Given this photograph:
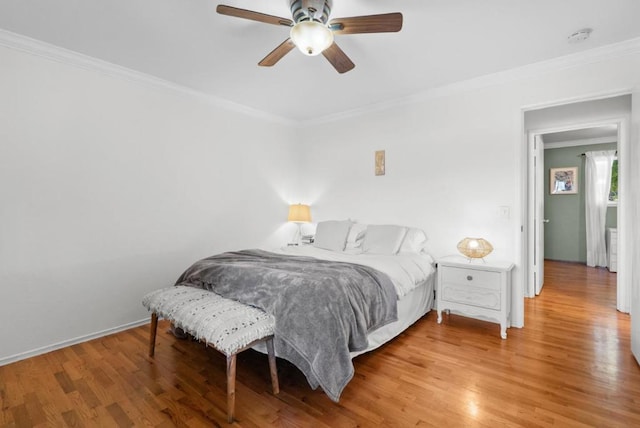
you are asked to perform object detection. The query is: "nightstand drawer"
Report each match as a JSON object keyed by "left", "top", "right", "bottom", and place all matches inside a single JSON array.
[
  {"left": 440, "top": 283, "right": 501, "bottom": 310},
  {"left": 441, "top": 266, "right": 500, "bottom": 290}
]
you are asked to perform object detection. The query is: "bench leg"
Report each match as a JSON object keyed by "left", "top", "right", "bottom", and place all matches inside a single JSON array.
[
  {"left": 226, "top": 354, "right": 237, "bottom": 423},
  {"left": 149, "top": 313, "right": 158, "bottom": 357},
  {"left": 266, "top": 338, "right": 279, "bottom": 395}
]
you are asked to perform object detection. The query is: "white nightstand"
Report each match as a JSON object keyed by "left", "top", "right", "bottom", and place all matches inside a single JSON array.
[{"left": 437, "top": 255, "right": 514, "bottom": 339}]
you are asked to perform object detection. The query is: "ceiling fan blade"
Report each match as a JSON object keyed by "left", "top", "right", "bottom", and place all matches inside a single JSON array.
[
  {"left": 259, "top": 39, "right": 296, "bottom": 67},
  {"left": 322, "top": 42, "right": 355, "bottom": 74},
  {"left": 216, "top": 5, "right": 293, "bottom": 27},
  {"left": 329, "top": 12, "right": 403, "bottom": 35}
]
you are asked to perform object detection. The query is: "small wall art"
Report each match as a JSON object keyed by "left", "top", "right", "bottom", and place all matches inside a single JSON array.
[
  {"left": 550, "top": 166, "right": 578, "bottom": 194},
  {"left": 375, "top": 150, "right": 385, "bottom": 176}
]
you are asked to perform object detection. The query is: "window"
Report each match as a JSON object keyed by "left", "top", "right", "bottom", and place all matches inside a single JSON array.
[{"left": 609, "top": 158, "right": 618, "bottom": 204}]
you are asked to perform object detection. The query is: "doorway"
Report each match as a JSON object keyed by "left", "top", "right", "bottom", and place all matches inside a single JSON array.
[
  {"left": 523, "top": 94, "right": 632, "bottom": 313},
  {"left": 527, "top": 118, "right": 630, "bottom": 312},
  {"left": 542, "top": 127, "right": 618, "bottom": 266}
]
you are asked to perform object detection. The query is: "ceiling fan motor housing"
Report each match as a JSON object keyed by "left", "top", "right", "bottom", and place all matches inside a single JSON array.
[{"left": 290, "top": 0, "right": 332, "bottom": 24}]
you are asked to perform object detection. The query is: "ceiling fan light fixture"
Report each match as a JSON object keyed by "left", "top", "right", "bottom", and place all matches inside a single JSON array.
[{"left": 290, "top": 21, "right": 334, "bottom": 56}]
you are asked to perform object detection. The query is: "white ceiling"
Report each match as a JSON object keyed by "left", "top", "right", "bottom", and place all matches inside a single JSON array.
[{"left": 2, "top": 0, "right": 640, "bottom": 122}]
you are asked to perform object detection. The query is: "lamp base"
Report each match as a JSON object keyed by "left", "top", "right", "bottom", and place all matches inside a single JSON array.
[
  {"left": 290, "top": 223, "right": 303, "bottom": 246},
  {"left": 465, "top": 257, "right": 487, "bottom": 264}
]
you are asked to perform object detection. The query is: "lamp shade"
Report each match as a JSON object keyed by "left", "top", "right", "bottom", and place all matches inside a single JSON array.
[
  {"left": 457, "top": 237, "right": 493, "bottom": 259},
  {"left": 288, "top": 204, "right": 311, "bottom": 223},
  {"left": 290, "top": 21, "right": 334, "bottom": 56}
]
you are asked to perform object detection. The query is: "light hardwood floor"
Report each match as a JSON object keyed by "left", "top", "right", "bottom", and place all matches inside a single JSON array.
[{"left": 1, "top": 260, "right": 639, "bottom": 427}]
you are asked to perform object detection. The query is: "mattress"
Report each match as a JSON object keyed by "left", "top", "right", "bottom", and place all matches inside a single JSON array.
[{"left": 351, "top": 274, "right": 434, "bottom": 357}]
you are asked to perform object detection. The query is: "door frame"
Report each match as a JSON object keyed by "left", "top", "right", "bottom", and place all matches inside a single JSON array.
[
  {"left": 524, "top": 116, "right": 630, "bottom": 312},
  {"left": 527, "top": 133, "right": 546, "bottom": 296}
]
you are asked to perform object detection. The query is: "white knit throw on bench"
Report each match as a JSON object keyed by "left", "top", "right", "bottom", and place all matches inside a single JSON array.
[{"left": 142, "top": 286, "right": 275, "bottom": 356}]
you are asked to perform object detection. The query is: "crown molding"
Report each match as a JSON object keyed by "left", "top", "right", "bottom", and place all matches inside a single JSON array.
[
  {"left": 2, "top": 28, "right": 639, "bottom": 128},
  {"left": 302, "top": 37, "right": 640, "bottom": 127},
  {"left": 0, "top": 29, "right": 295, "bottom": 127}
]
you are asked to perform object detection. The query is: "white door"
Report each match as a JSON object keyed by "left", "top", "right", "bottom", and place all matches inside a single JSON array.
[
  {"left": 533, "top": 135, "right": 545, "bottom": 295},
  {"left": 631, "top": 92, "right": 640, "bottom": 365}
]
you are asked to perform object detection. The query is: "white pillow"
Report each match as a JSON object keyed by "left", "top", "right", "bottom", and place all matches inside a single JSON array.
[
  {"left": 313, "top": 220, "right": 352, "bottom": 252},
  {"left": 399, "top": 228, "right": 429, "bottom": 253},
  {"left": 345, "top": 223, "right": 367, "bottom": 251},
  {"left": 361, "top": 225, "right": 408, "bottom": 255}
]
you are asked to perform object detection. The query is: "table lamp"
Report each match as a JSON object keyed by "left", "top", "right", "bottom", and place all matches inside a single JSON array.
[
  {"left": 457, "top": 237, "right": 493, "bottom": 262},
  {"left": 288, "top": 204, "right": 311, "bottom": 245}
]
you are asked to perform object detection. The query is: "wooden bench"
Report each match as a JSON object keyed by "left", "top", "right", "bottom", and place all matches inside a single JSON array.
[{"left": 142, "top": 286, "right": 279, "bottom": 423}]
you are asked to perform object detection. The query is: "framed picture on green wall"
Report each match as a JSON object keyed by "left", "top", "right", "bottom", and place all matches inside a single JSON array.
[{"left": 550, "top": 167, "right": 578, "bottom": 195}]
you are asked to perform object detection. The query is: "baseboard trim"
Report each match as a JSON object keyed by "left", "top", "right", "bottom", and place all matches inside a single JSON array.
[{"left": 0, "top": 318, "right": 150, "bottom": 367}]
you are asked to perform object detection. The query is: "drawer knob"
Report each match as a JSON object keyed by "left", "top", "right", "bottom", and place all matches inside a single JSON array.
[{"left": 466, "top": 275, "right": 473, "bottom": 281}]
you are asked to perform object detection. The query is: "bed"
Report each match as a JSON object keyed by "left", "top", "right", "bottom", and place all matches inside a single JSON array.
[{"left": 174, "top": 221, "right": 435, "bottom": 402}]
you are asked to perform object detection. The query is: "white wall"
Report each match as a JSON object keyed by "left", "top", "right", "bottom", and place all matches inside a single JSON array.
[
  {"left": 299, "top": 52, "right": 640, "bottom": 328},
  {"left": 0, "top": 45, "right": 299, "bottom": 363},
  {"left": 2, "top": 38, "right": 640, "bottom": 364}
]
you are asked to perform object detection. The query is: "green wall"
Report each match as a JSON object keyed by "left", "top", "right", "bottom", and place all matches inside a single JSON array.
[{"left": 544, "top": 142, "right": 617, "bottom": 262}]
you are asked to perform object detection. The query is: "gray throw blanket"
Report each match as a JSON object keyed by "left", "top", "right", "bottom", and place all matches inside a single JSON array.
[{"left": 175, "top": 249, "right": 398, "bottom": 401}]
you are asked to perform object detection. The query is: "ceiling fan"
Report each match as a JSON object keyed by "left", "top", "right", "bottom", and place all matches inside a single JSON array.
[{"left": 216, "top": 0, "right": 403, "bottom": 73}]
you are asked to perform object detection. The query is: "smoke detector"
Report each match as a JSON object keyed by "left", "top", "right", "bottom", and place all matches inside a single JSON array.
[{"left": 568, "top": 28, "right": 592, "bottom": 43}]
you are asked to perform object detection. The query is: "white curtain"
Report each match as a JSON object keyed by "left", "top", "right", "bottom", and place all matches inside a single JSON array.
[{"left": 585, "top": 150, "right": 616, "bottom": 267}]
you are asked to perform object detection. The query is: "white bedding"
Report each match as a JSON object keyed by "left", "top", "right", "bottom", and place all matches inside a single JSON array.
[
  {"left": 251, "top": 246, "right": 435, "bottom": 360},
  {"left": 274, "top": 245, "right": 436, "bottom": 359},
  {"left": 275, "top": 245, "right": 435, "bottom": 298}
]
